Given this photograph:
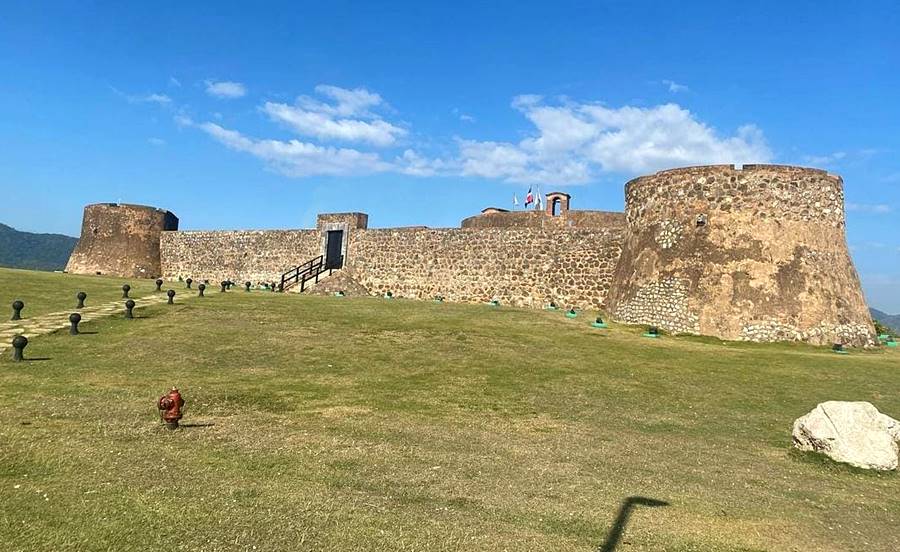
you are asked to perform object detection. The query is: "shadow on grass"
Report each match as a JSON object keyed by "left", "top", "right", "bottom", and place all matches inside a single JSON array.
[
  {"left": 23, "top": 357, "right": 52, "bottom": 362},
  {"left": 179, "top": 422, "right": 216, "bottom": 428},
  {"left": 598, "top": 496, "right": 669, "bottom": 552},
  {"left": 788, "top": 448, "right": 897, "bottom": 477}
]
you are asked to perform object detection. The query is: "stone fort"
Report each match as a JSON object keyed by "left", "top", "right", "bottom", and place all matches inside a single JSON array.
[{"left": 65, "top": 164, "right": 876, "bottom": 346}]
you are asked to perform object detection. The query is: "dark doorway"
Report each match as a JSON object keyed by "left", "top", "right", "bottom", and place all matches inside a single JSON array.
[{"left": 325, "top": 230, "right": 344, "bottom": 269}]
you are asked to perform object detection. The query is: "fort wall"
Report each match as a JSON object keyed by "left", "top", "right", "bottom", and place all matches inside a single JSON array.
[
  {"left": 344, "top": 227, "right": 624, "bottom": 308},
  {"left": 72, "top": 163, "right": 877, "bottom": 346},
  {"left": 160, "top": 229, "right": 320, "bottom": 284},
  {"left": 160, "top": 225, "right": 624, "bottom": 308},
  {"left": 66, "top": 203, "right": 178, "bottom": 278},
  {"left": 605, "top": 164, "right": 875, "bottom": 346},
  {"left": 461, "top": 209, "right": 625, "bottom": 229}
]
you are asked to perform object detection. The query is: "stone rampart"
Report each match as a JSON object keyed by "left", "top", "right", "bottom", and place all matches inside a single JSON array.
[
  {"left": 160, "top": 229, "right": 320, "bottom": 284},
  {"left": 159, "top": 225, "right": 624, "bottom": 309},
  {"left": 606, "top": 164, "right": 875, "bottom": 346},
  {"left": 66, "top": 203, "right": 178, "bottom": 278},
  {"left": 461, "top": 209, "right": 625, "bottom": 229},
  {"left": 345, "top": 227, "right": 624, "bottom": 309},
  {"left": 71, "top": 163, "right": 877, "bottom": 346}
]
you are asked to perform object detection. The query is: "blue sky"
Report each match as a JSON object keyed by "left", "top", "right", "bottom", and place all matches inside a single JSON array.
[{"left": 1, "top": 1, "right": 898, "bottom": 311}]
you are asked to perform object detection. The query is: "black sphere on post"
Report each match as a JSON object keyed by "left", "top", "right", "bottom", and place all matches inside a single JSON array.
[
  {"left": 186, "top": 278, "right": 193, "bottom": 289},
  {"left": 69, "top": 313, "right": 81, "bottom": 335},
  {"left": 245, "top": 281, "right": 251, "bottom": 292},
  {"left": 220, "top": 281, "right": 227, "bottom": 293},
  {"left": 11, "top": 335, "right": 27, "bottom": 362},
  {"left": 76, "top": 291, "right": 87, "bottom": 309},
  {"left": 167, "top": 289, "right": 175, "bottom": 304},
  {"left": 198, "top": 283, "right": 206, "bottom": 297},
  {"left": 125, "top": 299, "right": 135, "bottom": 319},
  {"left": 122, "top": 284, "right": 131, "bottom": 298},
  {"left": 155, "top": 279, "right": 163, "bottom": 292},
  {"left": 11, "top": 300, "right": 24, "bottom": 321}
]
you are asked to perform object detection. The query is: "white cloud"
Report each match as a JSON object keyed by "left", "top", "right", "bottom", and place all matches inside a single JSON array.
[
  {"left": 396, "top": 149, "right": 456, "bottom": 177},
  {"left": 802, "top": 151, "right": 847, "bottom": 166},
  {"left": 455, "top": 98, "right": 772, "bottom": 182},
  {"left": 263, "top": 102, "right": 405, "bottom": 147},
  {"left": 141, "top": 93, "right": 172, "bottom": 105},
  {"left": 452, "top": 108, "right": 476, "bottom": 123},
  {"left": 662, "top": 79, "right": 689, "bottom": 93},
  {"left": 169, "top": 77, "right": 181, "bottom": 88},
  {"left": 846, "top": 202, "right": 892, "bottom": 214},
  {"left": 196, "top": 121, "right": 390, "bottom": 177},
  {"left": 205, "top": 80, "right": 247, "bottom": 99},
  {"left": 458, "top": 138, "right": 591, "bottom": 184},
  {"left": 185, "top": 87, "right": 772, "bottom": 183},
  {"left": 262, "top": 85, "right": 406, "bottom": 147},
  {"left": 307, "top": 84, "right": 383, "bottom": 117},
  {"left": 112, "top": 86, "right": 172, "bottom": 106},
  {"left": 148, "top": 137, "right": 166, "bottom": 146}
]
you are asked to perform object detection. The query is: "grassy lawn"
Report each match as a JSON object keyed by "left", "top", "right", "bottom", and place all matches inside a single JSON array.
[
  {"left": 0, "top": 269, "right": 897, "bottom": 551},
  {"left": 0, "top": 267, "right": 170, "bottom": 318}
]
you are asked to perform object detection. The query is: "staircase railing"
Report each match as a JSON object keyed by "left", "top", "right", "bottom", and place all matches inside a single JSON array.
[{"left": 279, "top": 254, "right": 340, "bottom": 292}]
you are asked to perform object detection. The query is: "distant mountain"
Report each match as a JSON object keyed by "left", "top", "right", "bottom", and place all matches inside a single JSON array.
[
  {"left": 871, "top": 308, "right": 900, "bottom": 334},
  {"left": 0, "top": 223, "right": 78, "bottom": 271}
]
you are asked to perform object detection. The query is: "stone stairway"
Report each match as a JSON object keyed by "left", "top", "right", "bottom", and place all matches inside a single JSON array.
[{"left": 0, "top": 293, "right": 179, "bottom": 354}]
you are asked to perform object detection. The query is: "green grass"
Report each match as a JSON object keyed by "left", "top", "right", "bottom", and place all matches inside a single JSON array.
[
  {"left": 0, "top": 267, "right": 170, "bottom": 318},
  {"left": 0, "top": 269, "right": 898, "bottom": 551}
]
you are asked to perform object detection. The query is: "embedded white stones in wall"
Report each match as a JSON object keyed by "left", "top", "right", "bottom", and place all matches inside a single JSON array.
[
  {"left": 613, "top": 276, "right": 699, "bottom": 335},
  {"left": 655, "top": 220, "right": 682, "bottom": 250}
]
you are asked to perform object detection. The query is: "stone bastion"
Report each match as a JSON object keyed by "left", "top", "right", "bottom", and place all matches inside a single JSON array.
[
  {"left": 604, "top": 164, "right": 875, "bottom": 346},
  {"left": 65, "top": 203, "right": 178, "bottom": 278}
]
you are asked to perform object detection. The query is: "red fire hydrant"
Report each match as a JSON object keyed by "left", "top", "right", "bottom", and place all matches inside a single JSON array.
[{"left": 157, "top": 387, "right": 185, "bottom": 430}]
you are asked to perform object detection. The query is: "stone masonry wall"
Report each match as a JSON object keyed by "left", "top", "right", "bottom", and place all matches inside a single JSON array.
[
  {"left": 159, "top": 225, "right": 624, "bottom": 309},
  {"left": 461, "top": 209, "right": 625, "bottom": 229},
  {"left": 160, "top": 229, "right": 320, "bottom": 284},
  {"left": 66, "top": 203, "right": 178, "bottom": 278},
  {"left": 344, "top": 227, "right": 624, "bottom": 309},
  {"left": 606, "top": 164, "right": 876, "bottom": 346}
]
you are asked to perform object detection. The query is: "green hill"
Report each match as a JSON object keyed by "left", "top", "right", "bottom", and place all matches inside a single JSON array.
[
  {"left": 871, "top": 308, "right": 900, "bottom": 334},
  {"left": 0, "top": 223, "right": 77, "bottom": 271}
]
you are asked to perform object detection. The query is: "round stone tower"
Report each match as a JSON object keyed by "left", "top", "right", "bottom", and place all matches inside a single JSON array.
[
  {"left": 65, "top": 203, "right": 178, "bottom": 278},
  {"left": 606, "top": 164, "right": 875, "bottom": 346}
]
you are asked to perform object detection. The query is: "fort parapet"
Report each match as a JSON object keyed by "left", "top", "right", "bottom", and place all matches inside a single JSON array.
[
  {"left": 606, "top": 164, "right": 873, "bottom": 346},
  {"left": 66, "top": 203, "right": 178, "bottom": 278},
  {"left": 68, "top": 166, "right": 877, "bottom": 346}
]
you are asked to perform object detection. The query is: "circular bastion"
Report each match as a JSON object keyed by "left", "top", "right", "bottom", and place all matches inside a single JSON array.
[
  {"left": 65, "top": 203, "right": 179, "bottom": 278},
  {"left": 605, "top": 164, "right": 876, "bottom": 346}
]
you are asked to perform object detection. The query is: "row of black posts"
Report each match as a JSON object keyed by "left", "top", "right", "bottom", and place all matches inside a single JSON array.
[
  {"left": 9, "top": 279, "right": 183, "bottom": 362},
  {"left": 10, "top": 275, "right": 265, "bottom": 360}
]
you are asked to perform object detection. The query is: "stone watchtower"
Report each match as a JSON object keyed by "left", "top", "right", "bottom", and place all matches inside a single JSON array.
[
  {"left": 545, "top": 192, "right": 571, "bottom": 216},
  {"left": 606, "top": 165, "right": 875, "bottom": 346},
  {"left": 66, "top": 203, "right": 178, "bottom": 278}
]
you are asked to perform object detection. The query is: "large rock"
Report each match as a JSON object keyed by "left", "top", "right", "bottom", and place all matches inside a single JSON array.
[{"left": 792, "top": 401, "right": 900, "bottom": 470}]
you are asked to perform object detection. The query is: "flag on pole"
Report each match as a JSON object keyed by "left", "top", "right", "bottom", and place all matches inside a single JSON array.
[{"left": 524, "top": 187, "right": 534, "bottom": 207}]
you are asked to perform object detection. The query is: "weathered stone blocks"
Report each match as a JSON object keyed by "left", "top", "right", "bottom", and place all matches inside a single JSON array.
[
  {"left": 606, "top": 165, "right": 875, "bottom": 346},
  {"left": 66, "top": 203, "right": 178, "bottom": 278}
]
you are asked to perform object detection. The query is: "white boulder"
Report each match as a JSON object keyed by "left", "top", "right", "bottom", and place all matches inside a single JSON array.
[{"left": 792, "top": 401, "right": 900, "bottom": 471}]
